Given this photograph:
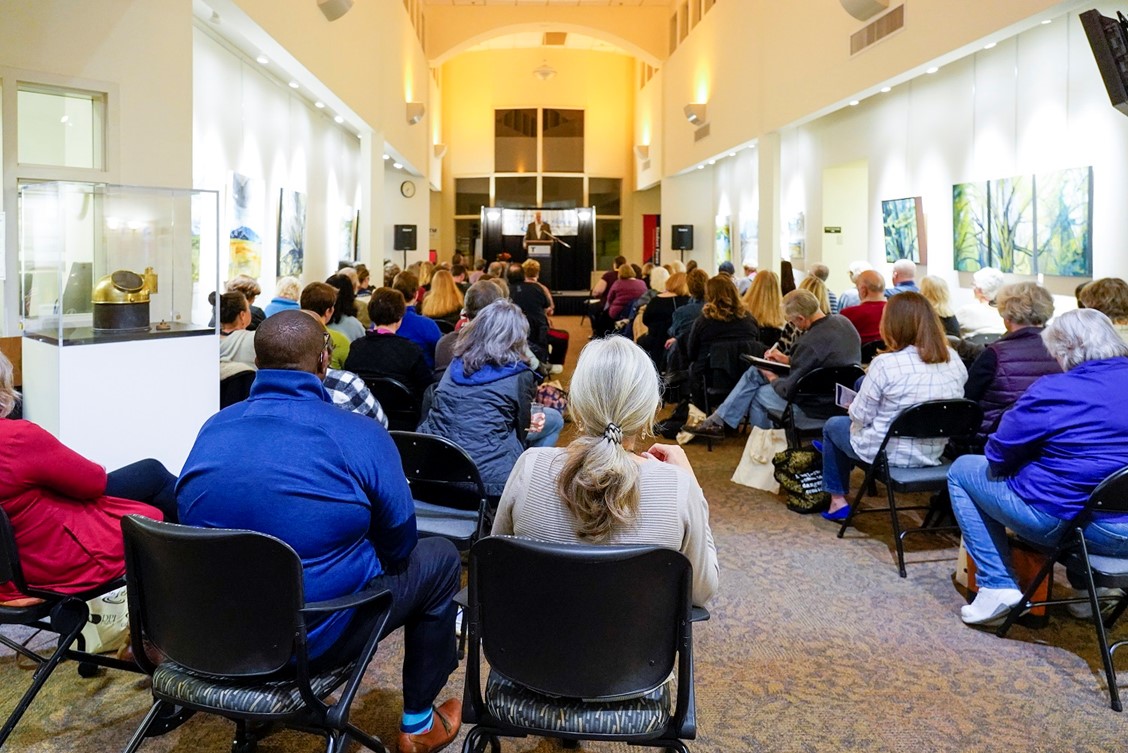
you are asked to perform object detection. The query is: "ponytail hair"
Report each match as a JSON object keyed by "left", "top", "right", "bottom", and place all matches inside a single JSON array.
[{"left": 556, "top": 337, "right": 662, "bottom": 540}]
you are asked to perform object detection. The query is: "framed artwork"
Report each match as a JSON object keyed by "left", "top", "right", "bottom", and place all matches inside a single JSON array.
[
  {"left": 339, "top": 205, "right": 356, "bottom": 264},
  {"left": 881, "top": 196, "right": 926, "bottom": 263},
  {"left": 277, "top": 189, "right": 307, "bottom": 278},
  {"left": 715, "top": 216, "right": 732, "bottom": 268},
  {"left": 952, "top": 167, "right": 1092, "bottom": 277},
  {"left": 228, "top": 172, "right": 262, "bottom": 280}
]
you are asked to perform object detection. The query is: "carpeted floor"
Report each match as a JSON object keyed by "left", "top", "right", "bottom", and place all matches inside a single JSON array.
[{"left": 2, "top": 317, "right": 1126, "bottom": 752}]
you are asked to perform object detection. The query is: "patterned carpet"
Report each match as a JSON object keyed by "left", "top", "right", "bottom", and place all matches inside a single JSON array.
[{"left": 2, "top": 318, "right": 1126, "bottom": 752}]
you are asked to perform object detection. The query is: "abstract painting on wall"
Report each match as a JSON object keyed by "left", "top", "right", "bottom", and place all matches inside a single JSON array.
[
  {"left": 952, "top": 167, "right": 1091, "bottom": 277},
  {"left": 339, "top": 205, "right": 356, "bottom": 263},
  {"left": 228, "top": 172, "right": 262, "bottom": 280},
  {"left": 881, "top": 196, "right": 926, "bottom": 263},
  {"left": 715, "top": 216, "right": 732, "bottom": 269},
  {"left": 277, "top": 189, "right": 307, "bottom": 278}
]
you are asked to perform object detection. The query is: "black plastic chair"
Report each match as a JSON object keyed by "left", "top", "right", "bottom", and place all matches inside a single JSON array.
[
  {"left": 434, "top": 318, "right": 456, "bottom": 334},
  {"left": 390, "top": 431, "right": 490, "bottom": 550},
  {"left": 460, "top": 536, "right": 707, "bottom": 753},
  {"left": 764, "top": 364, "right": 866, "bottom": 448},
  {"left": 693, "top": 338, "right": 761, "bottom": 451},
  {"left": 118, "top": 515, "right": 393, "bottom": 753},
  {"left": 967, "top": 332, "right": 1002, "bottom": 346},
  {"left": 357, "top": 374, "right": 420, "bottom": 431},
  {"left": 860, "top": 339, "right": 885, "bottom": 365},
  {"left": 220, "top": 370, "right": 256, "bottom": 408},
  {"left": 836, "top": 399, "right": 983, "bottom": 577},
  {"left": 995, "top": 466, "right": 1128, "bottom": 711},
  {"left": 0, "top": 507, "right": 144, "bottom": 748}
]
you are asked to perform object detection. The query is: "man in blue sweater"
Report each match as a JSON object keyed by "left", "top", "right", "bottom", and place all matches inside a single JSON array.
[{"left": 177, "top": 311, "right": 462, "bottom": 753}]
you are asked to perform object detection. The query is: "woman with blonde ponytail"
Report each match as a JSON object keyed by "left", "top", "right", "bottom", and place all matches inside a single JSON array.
[{"left": 492, "top": 336, "right": 719, "bottom": 606}]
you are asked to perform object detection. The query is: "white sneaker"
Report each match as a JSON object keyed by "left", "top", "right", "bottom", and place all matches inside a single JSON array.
[
  {"left": 549, "top": 364, "right": 564, "bottom": 375},
  {"left": 1067, "top": 587, "right": 1125, "bottom": 620},
  {"left": 961, "top": 587, "right": 1024, "bottom": 625}
]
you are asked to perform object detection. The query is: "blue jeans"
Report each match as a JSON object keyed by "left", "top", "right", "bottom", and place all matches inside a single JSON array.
[
  {"left": 948, "top": 455, "right": 1128, "bottom": 589},
  {"left": 527, "top": 406, "right": 564, "bottom": 448},
  {"left": 822, "top": 416, "right": 862, "bottom": 495},
  {"left": 715, "top": 370, "right": 798, "bottom": 430}
]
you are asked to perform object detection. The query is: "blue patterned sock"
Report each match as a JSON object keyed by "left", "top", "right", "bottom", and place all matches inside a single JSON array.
[{"left": 401, "top": 707, "right": 433, "bottom": 734}]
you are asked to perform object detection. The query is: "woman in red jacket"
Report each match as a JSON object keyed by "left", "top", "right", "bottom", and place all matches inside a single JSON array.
[{"left": 0, "top": 353, "right": 175, "bottom": 602}]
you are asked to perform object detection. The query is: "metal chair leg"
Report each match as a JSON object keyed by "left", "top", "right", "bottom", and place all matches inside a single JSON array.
[
  {"left": 1076, "top": 537, "right": 1123, "bottom": 711},
  {"left": 886, "top": 480, "right": 908, "bottom": 578},
  {"left": 120, "top": 700, "right": 174, "bottom": 753}
]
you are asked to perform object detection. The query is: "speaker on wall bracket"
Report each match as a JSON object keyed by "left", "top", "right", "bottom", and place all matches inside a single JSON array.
[{"left": 318, "top": 0, "right": 354, "bottom": 22}]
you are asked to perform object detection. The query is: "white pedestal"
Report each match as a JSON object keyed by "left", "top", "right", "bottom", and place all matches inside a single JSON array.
[{"left": 22, "top": 334, "right": 219, "bottom": 475}]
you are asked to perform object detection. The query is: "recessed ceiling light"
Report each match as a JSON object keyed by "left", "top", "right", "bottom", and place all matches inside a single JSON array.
[
  {"left": 849, "top": 100, "right": 860, "bottom": 106},
  {"left": 288, "top": 80, "right": 300, "bottom": 88},
  {"left": 59, "top": 115, "right": 69, "bottom": 124},
  {"left": 926, "top": 66, "right": 939, "bottom": 74},
  {"left": 984, "top": 42, "right": 997, "bottom": 50},
  {"left": 881, "top": 86, "right": 892, "bottom": 93},
  {"left": 708, "top": 159, "right": 716, "bottom": 165},
  {"left": 383, "top": 154, "right": 390, "bottom": 160},
  {"left": 729, "top": 152, "right": 737, "bottom": 157},
  {"left": 697, "top": 165, "right": 705, "bottom": 170},
  {"left": 334, "top": 115, "right": 344, "bottom": 124},
  {"left": 256, "top": 54, "right": 269, "bottom": 65},
  {"left": 314, "top": 101, "right": 325, "bottom": 109},
  {"left": 393, "top": 162, "right": 403, "bottom": 169},
  {"left": 1041, "top": 19, "right": 1052, "bottom": 25}
]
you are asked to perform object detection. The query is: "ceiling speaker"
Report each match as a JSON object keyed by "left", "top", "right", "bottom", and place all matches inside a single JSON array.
[
  {"left": 318, "top": 0, "right": 354, "bottom": 22},
  {"left": 840, "top": 0, "right": 888, "bottom": 21}
]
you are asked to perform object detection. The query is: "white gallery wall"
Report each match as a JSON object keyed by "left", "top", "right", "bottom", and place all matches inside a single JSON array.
[
  {"left": 193, "top": 27, "right": 362, "bottom": 299},
  {"left": 780, "top": 6, "right": 1128, "bottom": 310}
]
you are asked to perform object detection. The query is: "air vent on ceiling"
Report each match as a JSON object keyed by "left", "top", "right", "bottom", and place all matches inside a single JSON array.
[
  {"left": 543, "top": 32, "right": 567, "bottom": 46},
  {"left": 694, "top": 123, "right": 711, "bottom": 142},
  {"left": 850, "top": 4, "right": 904, "bottom": 55}
]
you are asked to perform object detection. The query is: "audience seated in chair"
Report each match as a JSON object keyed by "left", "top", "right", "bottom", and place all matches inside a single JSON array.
[
  {"left": 420, "top": 269, "right": 464, "bottom": 329},
  {"left": 1079, "top": 277, "right": 1128, "bottom": 345},
  {"left": 962, "top": 282, "right": 1060, "bottom": 448},
  {"left": 392, "top": 270, "right": 442, "bottom": 369},
  {"left": 0, "top": 351, "right": 176, "bottom": 602},
  {"left": 344, "top": 288, "right": 433, "bottom": 399},
  {"left": 685, "top": 276, "right": 761, "bottom": 409},
  {"left": 176, "top": 311, "right": 463, "bottom": 753},
  {"left": 605, "top": 262, "right": 648, "bottom": 326},
  {"left": 920, "top": 275, "right": 961, "bottom": 337},
  {"left": 263, "top": 275, "right": 302, "bottom": 318},
  {"left": 637, "top": 271, "right": 690, "bottom": 366},
  {"left": 838, "top": 269, "right": 887, "bottom": 345},
  {"left": 834, "top": 260, "right": 873, "bottom": 313},
  {"left": 301, "top": 281, "right": 351, "bottom": 368},
  {"left": 493, "top": 336, "right": 719, "bottom": 607},
  {"left": 221, "top": 274, "right": 266, "bottom": 330},
  {"left": 667, "top": 268, "right": 710, "bottom": 366},
  {"left": 741, "top": 269, "right": 787, "bottom": 349},
  {"left": 949, "top": 309, "right": 1128, "bottom": 625},
  {"left": 885, "top": 259, "right": 921, "bottom": 297},
  {"left": 956, "top": 267, "right": 1007, "bottom": 338},
  {"left": 418, "top": 300, "right": 563, "bottom": 499},
  {"left": 215, "top": 291, "right": 257, "bottom": 380},
  {"left": 506, "top": 263, "right": 552, "bottom": 363},
  {"left": 820, "top": 292, "right": 967, "bottom": 521},
  {"left": 689, "top": 288, "right": 861, "bottom": 440},
  {"left": 325, "top": 273, "right": 366, "bottom": 342}
]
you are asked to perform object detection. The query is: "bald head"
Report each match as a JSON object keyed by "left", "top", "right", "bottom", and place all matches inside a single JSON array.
[
  {"left": 254, "top": 309, "right": 326, "bottom": 373},
  {"left": 856, "top": 269, "right": 886, "bottom": 299},
  {"left": 891, "top": 259, "right": 916, "bottom": 283}
]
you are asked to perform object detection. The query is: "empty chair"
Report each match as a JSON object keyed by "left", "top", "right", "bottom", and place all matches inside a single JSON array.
[
  {"left": 460, "top": 536, "right": 707, "bottom": 753},
  {"left": 837, "top": 399, "right": 982, "bottom": 577},
  {"left": 118, "top": 515, "right": 393, "bottom": 753}
]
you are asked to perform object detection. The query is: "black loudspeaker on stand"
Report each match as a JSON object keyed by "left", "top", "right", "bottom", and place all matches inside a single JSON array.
[
  {"left": 672, "top": 224, "right": 694, "bottom": 251},
  {"left": 394, "top": 224, "right": 417, "bottom": 267}
]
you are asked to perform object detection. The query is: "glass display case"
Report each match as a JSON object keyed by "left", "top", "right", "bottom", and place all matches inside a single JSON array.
[{"left": 19, "top": 182, "right": 219, "bottom": 345}]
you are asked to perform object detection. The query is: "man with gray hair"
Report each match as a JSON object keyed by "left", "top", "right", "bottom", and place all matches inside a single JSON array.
[
  {"left": 835, "top": 260, "right": 873, "bottom": 312},
  {"left": 687, "top": 289, "right": 861, "bottom": 438},
  {"left": 885, "top": 259, "right": 920, "bottom": 297},
  {"left": 736, "top": 262, "right": 757, "bottom": 295},
  {"left": 809, "top": 263, "right": 838, "bottom": 313}
]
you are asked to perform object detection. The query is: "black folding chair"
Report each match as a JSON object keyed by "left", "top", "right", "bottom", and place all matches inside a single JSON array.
[
  {"left": 0, "top": 507, "right": 144, "bottom": 748},
  {"left": 119, "top": 516, "right": 393, "bottom": 753},
  {"left": 357, "top": 374, "right": 420, "bottom": 431},
  {"left": 995, "top": 466, "right": 1128, "bottom": 711},
  {"left": 390, "top": 431, "right": 491, "bottom": 551},
  {"left": 764, "top": 364, "right": 865, "bottom": 448},
  {"left": 860, "top": 340, "right": 885, "bottom": 365},
  {"left": 836, "top": 399, "right": 983, "bottom": 577},
  {"left": 434, "top": 318, "right": 456, "bottom": 334},
  {"left": 461, "top": 536, "right": 708, "bottom": 753}
]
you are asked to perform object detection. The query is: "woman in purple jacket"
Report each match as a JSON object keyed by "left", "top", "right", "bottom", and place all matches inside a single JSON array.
[
  {"left": 950, "top": 308, "right": 1128, "bottom": 625},
  {"left": 605, "top": 263, "right": 648, "bottom": 321}
]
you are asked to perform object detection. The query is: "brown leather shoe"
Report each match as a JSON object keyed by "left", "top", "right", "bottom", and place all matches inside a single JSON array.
[{"left": 397, "top": 698, "right": 461, "bottom": 753}]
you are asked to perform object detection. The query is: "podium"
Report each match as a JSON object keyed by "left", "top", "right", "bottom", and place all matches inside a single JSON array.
[{"left": 526, "top": 239, "right": 554, "bottom": 289}]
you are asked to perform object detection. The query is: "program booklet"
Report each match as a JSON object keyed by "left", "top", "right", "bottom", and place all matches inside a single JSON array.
[
  {"left": 836, "top": 383, "right": 858, "bottom": 409},
  {"left": 741, "top": 354, "right": 791, "bottom": 375}
]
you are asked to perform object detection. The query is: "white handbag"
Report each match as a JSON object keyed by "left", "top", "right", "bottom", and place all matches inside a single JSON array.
[{"left": 731, "top": 427, "right": 789, "bottom": 493}]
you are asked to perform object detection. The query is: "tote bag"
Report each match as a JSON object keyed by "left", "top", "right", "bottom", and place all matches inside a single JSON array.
[{"left": 731, "top": 427, "right": 788, "bottom": 492}]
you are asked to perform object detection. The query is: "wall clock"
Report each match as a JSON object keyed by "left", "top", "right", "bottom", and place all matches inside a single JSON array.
[{"left": 400, "top": 180, "right": 416, "bottom": 198}]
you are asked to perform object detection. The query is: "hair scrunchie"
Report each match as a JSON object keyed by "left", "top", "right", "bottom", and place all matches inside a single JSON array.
[{"left": 602, "top": 422, "right": 624, "bottom": 445}]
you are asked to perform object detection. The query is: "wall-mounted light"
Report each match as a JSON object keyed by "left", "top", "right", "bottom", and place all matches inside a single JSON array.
[
  {"left": 634, "top": 145, "right": 650, "bottom": 161},
  {"left": 433, "top": 144, "right": 448, "bottom": 160},
  {"left": 684, "top": 103, "right": 708, "bottom": 126},
  {"left": 577, "top": 208, "right": 592, "bottom": 221},
  {"left": 486, "top": 209, "right": 501, "bottom": 221},
  {"left": 533, "top": 61, "right": 557, "bottom": 81},
  {"left": 318, "top": 0, "right": 354, "bottom": 22},
  {"left": 406, "top": 102, "right": 425, "bottom": 125}
]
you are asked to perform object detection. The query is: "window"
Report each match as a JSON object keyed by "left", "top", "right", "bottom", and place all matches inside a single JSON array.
[
  {"left": 455, "top": 219, "right": 480, "bottom": 258},
  {"left": 595, "top": 221, "right": 621, "bottom": 271},
  {"left": 495, "top": 176, "right": 537, "bottom": 208},
  {"left": 588, "top": 178, "right": 622, "bottom": 216},
  {"left": 495, "top": 109, "right": 537, "bottom": 173},
  {"left": 542, "top": 177, "right": 583, "bottom": 209},
  {"left": 17, "top": 84, "right": 105, "bottom": 170},
  {"left": 455, "top": 177, "right": 490, "bottom": 215},
  {"left": 542, "top": 109, "right": 583, "bottom": 173}
]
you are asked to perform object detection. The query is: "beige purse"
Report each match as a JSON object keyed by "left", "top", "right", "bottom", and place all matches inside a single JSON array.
[{"left": 731, "top": 427, "right": 789, "bottom": 492}]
